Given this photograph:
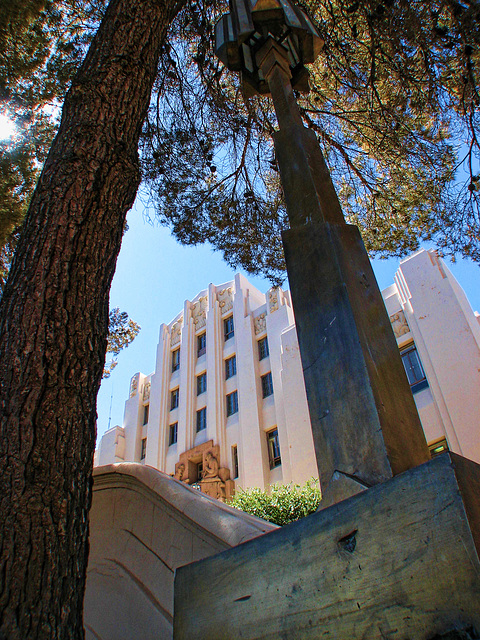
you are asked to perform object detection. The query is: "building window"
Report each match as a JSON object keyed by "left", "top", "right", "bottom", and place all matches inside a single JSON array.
[
  {"left": 197, "top": 372, "right": 207, "bottom": 395},
  {"left": 232, "top": 445, "right": 239, "bottom": 479},
  {"left": 197, "top": 332, "right": 206, "bottom": 357},
  {"left": 261, "top": 372, "right": 274, "bottom": 398},
  {"left": 429, "top": 437, "right": 449, "bottom": 458},
  {"left": 140, "top": 437, "right": 147, "bottom": 460},
  {"left": 267, "top": 428, "right": 281, "bottom": 469},
  {"left": 225, "top": 355, "right": 236, "bottom": 379},
  {"left": 170, "top": 388, "right": 179, "bottom": 410},
  {"left": 224, "top": 316, "right": 234, "bottom": 341},
  {"left": 169, "top": 422, "right": 178, "bottom": 446},
  {"left": 172, "top": 348, "right": 180, "bottom": 372},
  {"left": 143, "top": 404, "right": 149, "bottom": 425},
  {"left": 196, "top": 407, "right": 207, "bottom": 432},
  {"left": 401, "top": 344, "right": 428, "bottom": 393},
  {"left": 226, "top": 390, "right": 238, "bottom": 417},
  {"left": 258, "top": 336, "right": 269, "bottom": 360}
]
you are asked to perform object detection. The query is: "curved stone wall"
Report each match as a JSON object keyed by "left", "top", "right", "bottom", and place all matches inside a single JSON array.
[{"left": 84, "top": 463, "right": 276, "bottom": 640}]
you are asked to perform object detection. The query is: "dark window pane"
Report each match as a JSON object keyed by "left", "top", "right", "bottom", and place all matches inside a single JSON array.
[
  {"left": 429, "top": 437, "right": 449, "bottom": 458},
  {"left": 401, "top": 345, "right": 427, "bottom": 392},
  {"left": 197, "top": 333, "right": 206, "bottom": 357},
  {"left": 143, "top": 404, "right": 149, "bottom": 425},
  {"left": 196, "top": 407, "right": 207, "bottom": 432},
  {"left": 267, "top": 429, "right": 281, "bottom": 469},
  {"left": 258, "top": 337, "right": 269, "bottom": 360},
  {"left": 140, "top": 438, "right": 147, "bottom": 460},
  {"left": 197, "top": 372, "right": 207, "bottom": 395},
  {"left": 261, "top": 372, "right": 273, "bottom": 398},
  {"left": 169, "top": 422, "right": 178, "bottom": 446},
  {"left": 232, "top": 445, "right": 239, "bottom": 479},
  {"left": 224, "top": 316, "right": 234, "bottom": 341},
  {"left": 172, "top": 348, "right": 180, "bottom": 372},
  {"left": 226, "top": 390, "right": 238, "bottom": 417},
  {"left": 170, "top": 388, "right": 179, "bottom": 410},
  {"left": 225, "top": 355, "right": 237, "bottom": 379}
]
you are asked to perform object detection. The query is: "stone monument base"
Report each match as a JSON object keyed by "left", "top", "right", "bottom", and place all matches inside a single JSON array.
[{"left": 174, "top": 453, "right": 480, "bottom": 639}]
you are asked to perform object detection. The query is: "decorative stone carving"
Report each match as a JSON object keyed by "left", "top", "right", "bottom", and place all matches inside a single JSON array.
[
  {"left": 129, "top": 374, "right": 138, "bottom": 398},
  {"left": 201, "top": 477, "right": 227, "bottom": 501},
  {"left": 254, "top": 312, "right": 267, "bottom": 335},
  {"left": 390, "top": 310, "right": 410, "bottom": 338},
  {"left": 174, "top": 463, "right": 185, "bottom": 481},
  {"left": 171, "top": 318, "right": 183, "bottom": 346},
  {"left": 202, "top": 451, "right": 220, "bottom": 479},
  {"left": 192, "top": 296, "right": 208, "bottom": 330},
  {"left": 143, "top": 381, "right": 151, "bottom": 402},
  {"left": 217, "top": 287, "right": 234, "bottom": 314},
  {"left": 174, "top": 441, "right": 234, "bottom": 502},
  {"left": 268, "top": 288, "right": 279, "bottom": 313}
]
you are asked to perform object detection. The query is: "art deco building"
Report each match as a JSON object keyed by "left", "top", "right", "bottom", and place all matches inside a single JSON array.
[{"left": 96, "top": 249, "right": 480, "bottom": 497}]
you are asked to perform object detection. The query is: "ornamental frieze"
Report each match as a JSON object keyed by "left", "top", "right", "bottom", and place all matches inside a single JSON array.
[
  {"left": 129, "top": 374, "right": 139, "bottom": 398},
  {"left": 254, "top": 312, "right": 267, "bottom": 335},
  {"left": 170, "top": 318, "right": 183, "bottom": 346},
  {"left": 217, "top": 287, "right": 234, "bottom": 314},
  {"left": 143, "top": 381, "right": 151, "bottom": 403},
  {"left": 192, "top": 296, "right": 208, "bottom": 330},
  {"left": 390, "top": 310, "right": 410, "bottom": 338},
  {"left": 268, "top": 288, "right": 279, "bottom": 313}
]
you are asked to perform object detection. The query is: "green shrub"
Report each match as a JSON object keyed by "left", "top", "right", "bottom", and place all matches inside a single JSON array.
[{"left": 227, "top": 479, "right": 321, "bottom": 526}]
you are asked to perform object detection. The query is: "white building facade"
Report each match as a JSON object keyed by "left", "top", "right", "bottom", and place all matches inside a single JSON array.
[{"left": 97, "top": 249, "right": 480, "bottom": 495}]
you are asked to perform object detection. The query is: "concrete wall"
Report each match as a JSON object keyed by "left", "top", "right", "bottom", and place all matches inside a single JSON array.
[
  {"left": 97, "top": 426, "right": 126, "bottom": 466},
  {"left": 385, "top": 249, "right": 480, "bottom": 463},
  {"left": 85, "top": 464, "right": 277, "bottom": 640}
]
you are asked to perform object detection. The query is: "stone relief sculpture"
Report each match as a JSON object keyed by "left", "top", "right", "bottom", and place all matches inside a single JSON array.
[
  {"left": 254, "top": 312, "right": 267, "bottom": 335},
  {"left": 268, "top": 288, "right": 279, "bottom": 313},
  {"left": 390, "top": 310, "right": 410, "bottom": 338},
  {"left": 174, "top": 463, "right": 185, "bottom": 481},
  {"left": 173, "top": 441, "right": 235, "bottom": 502},
  {"left": 143, "top": 381, "right": 151, "bottom": 402},
  {"left": 171, "top": 318, "right": 183, "bottom": 346},
  {"left": 129, "top": 375, "right": 138, "bottom": 398},
  {"left": 217, "top": 287, "right": 234, "bottom": 313},
  {"left": 202, "top": 451, "right": 219, "bottom": 479},
  {"left": 192, "top": 295, "right": 208, "bottom": 330},
  {"left": 202, "top": 451, "right": 227, "bottom": 501},
  {"left": 217, "top": 482, "right": 226, "bottom": 500}
]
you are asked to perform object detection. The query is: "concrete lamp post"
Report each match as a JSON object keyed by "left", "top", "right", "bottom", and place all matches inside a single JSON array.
[
  {"left": 215, "top": 0, "right": 430, "bottom": 507},
  {"left": 174, "top": 9, "right": 480, "bottom": 632}
]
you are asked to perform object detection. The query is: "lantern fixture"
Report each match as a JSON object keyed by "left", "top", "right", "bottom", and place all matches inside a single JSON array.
[{"left": 215, "top": 0, "right": 323, "bottom": 96}]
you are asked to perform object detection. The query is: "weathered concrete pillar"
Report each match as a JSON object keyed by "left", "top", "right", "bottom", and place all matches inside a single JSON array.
[
  {"left": 256, "top": 37, "right": 430, "bottom": 506},
  {"left": 282, "top": 222, "right": 429, "bottom": 504}
]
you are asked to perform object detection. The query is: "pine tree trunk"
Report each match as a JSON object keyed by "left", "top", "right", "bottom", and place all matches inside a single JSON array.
[{"left": 0, "top": 0, "right": 180, "bottom": 637}]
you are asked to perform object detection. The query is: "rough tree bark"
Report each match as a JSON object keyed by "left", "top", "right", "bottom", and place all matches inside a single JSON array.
[{"left": 0, "top": 0, "right": 181, "bottom": 637}]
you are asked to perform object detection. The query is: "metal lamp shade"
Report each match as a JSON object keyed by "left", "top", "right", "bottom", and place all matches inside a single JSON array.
[
  {"left": 215, "top": 13, "right": 242, "bottom": 70},
  {"left": 214, "top": 0, "right": 323, "bottom": 95}
]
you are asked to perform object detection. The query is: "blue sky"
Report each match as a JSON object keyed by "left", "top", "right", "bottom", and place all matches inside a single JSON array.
[{"left": 96, "top": 196, "right": 480, "bottom": 444}]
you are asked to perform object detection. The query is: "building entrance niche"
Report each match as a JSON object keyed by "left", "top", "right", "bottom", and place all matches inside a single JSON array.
[
  {"left": 187, "top": 457, "right": 203, "bottom": 485},
  {"left": 174, "top": 440, "right": 235, "bottom": 502}
]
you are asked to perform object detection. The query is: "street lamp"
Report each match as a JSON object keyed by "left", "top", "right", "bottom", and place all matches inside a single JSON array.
[{"left": 214, "top": 0, "right": 430, "bottom": 507}]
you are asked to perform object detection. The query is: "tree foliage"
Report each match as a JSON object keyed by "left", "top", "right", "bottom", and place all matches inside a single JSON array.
[
  {"left": 141, "top": 0, "right": 479, "bottom": 281},
  {"left": 227, "top": 479, "right": 322, "bottom": 526},
  {"left": 2, "top": 0, "right": 479, "bottom": 283},
  {"left": 104, "top": 307, "right": 140, "bottom": 378},
  {"left": 0, "top": 0, "right": 103, "bottom": 267}
]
